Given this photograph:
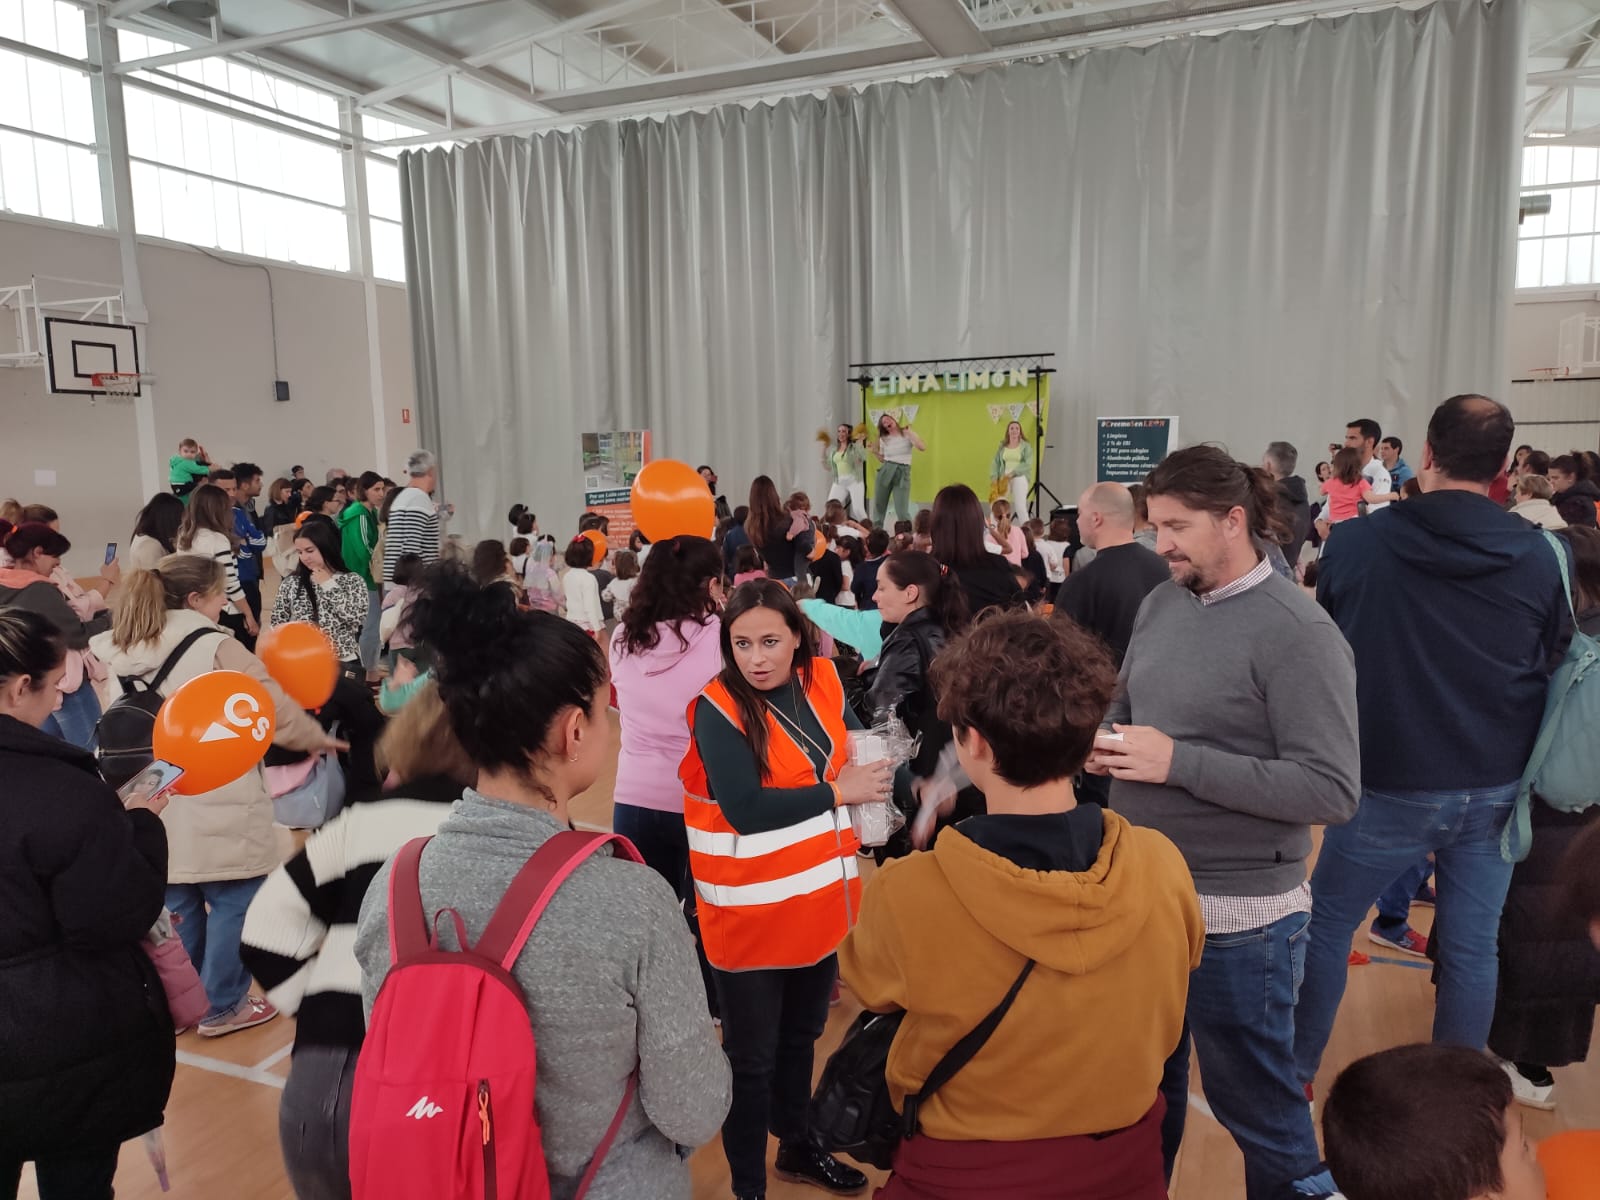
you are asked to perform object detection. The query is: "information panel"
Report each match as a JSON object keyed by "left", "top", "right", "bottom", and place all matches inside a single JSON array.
[{"left": 1096, "top": 417, "right": 1179, "bottom": 483}]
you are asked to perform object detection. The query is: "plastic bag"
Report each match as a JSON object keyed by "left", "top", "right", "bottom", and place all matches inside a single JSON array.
[{"left": 846, "top": 713, "right": 915, "bottom": 847}]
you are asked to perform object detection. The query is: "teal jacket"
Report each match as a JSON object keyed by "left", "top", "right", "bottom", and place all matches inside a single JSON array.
[
  {"left": 800, "top": 598, "right": 884, "bottom": 660},
  {"left": 825, "top": 442, "right": 867, "bottom": 482},
  {"left": 991, "top": 440, "right": 1034, "bottom": 482}
]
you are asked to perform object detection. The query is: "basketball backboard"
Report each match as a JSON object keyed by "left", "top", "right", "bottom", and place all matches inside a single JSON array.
[{"left": 44, "top": 316, "right": 142, "bottom": 396}]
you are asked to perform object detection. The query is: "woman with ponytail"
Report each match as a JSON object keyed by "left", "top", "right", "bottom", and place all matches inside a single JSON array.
[
  {"left": 90, "top": 557, "right": 340, "bottom": 1038},
  {"left": 353, "top": 563, "right": 729, "bottom": 1198},
  {"left": 0, "top": 608, "right": 177, "bottom": 1199},
  {"left": 0, "top": 519, "right": 112, "bottom": 748},
  {"left": 176, "top": 483, "right": 256, "bottom": 639}
]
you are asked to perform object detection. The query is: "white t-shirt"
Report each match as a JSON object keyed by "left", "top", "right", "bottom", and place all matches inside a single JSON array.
[
  {"left": 879, "top": 434, "right": 914, "bottom": 465},
  {"left": 1036, "top": 538, "right": 1070, "bottom": 584},
  {"left": 1362, "top": 458, "right": 1393, "bottom": 511}
]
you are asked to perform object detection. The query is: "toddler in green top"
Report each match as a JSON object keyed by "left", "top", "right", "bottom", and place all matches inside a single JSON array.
[{"left": 169, "top": 437, "right": 212, "bottom": 498}]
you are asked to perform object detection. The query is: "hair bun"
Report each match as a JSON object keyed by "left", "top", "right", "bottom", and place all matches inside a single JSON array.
[{"left": 406, "top": 562, "right": 520, "bottom": 680}]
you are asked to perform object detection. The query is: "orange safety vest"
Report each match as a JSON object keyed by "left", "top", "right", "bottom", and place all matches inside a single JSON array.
[{"left": 680, "top": 659, "right": 862, "bottom": 972}]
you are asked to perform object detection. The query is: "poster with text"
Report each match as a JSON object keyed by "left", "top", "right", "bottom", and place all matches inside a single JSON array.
[
  {"left": 581, "top": 430, "right": 652, "bottom": 543},
  {"left": 1096, "top": 417, "right": 1179, "bottom": 484}
]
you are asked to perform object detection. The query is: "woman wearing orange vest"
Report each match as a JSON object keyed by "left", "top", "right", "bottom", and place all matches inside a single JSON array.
[{"left": 681, "top": 579, "right": 891, "bottom": 1200}]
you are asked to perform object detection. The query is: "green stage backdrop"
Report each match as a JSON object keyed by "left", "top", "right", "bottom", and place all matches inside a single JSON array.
[{"left": 862, "top": 372, "right": 1051, "bottom": 507}]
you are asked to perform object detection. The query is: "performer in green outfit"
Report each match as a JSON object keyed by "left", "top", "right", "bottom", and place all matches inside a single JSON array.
[
  {"left": 823, "top": 423, "right": 867, "bottom": 520},
  {"left": 871, "top": 413, "right": 926, "bottom": 527},
  {"left": 991, "top": 420, "right": 1034, "bottom": 515}
]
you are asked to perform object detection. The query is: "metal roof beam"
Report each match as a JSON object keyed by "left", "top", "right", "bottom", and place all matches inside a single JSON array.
[
  {"left": 370, "top": 0, "right": 1381, "bottom": 145},
  {"left": 115, "top": 0, "right": 516, "bottom": 73},
  {"left": 109, "top": 4, "right": 452, "bottom": 130},
  {"left": 107, "top": 0, "right": 165, "bottom": 17},
  {"left": 884, "top": 0, "right": 989, "bottom": 56},
  {"left": 277, "top": 0, "right": 550, "bottom": 112},
  {"left": 354, "top": 0, "right": 660, "bottom": 109}
]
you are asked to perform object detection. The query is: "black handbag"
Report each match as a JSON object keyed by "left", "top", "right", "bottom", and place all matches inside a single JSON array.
[{"left": 808, "top": 960, "right": 1035, "bottom": 1170}]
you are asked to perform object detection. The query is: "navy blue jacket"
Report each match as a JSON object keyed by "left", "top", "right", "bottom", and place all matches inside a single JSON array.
[{"left": 1317, "top": 490, "right": 1568, "bottom": 790}]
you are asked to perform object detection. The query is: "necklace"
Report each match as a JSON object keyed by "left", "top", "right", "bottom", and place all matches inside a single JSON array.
[{"left": 765, "top": 680, "right": 832, "bottom": 769}]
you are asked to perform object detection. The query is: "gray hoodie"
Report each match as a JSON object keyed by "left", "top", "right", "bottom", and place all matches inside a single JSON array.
[{"left": 354, "top": 790, "right": 730, "bottom": 1200}]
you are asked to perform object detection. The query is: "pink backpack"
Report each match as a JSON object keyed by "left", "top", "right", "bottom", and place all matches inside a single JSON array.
[{"left": 350, "top": 830, "right": 644, "bottom": 1200}]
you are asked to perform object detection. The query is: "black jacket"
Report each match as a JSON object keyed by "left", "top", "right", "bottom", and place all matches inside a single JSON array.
[
  {"left": 0, "top": 716, "right": 174, "bottom": 1156},
  {"left": 1276, "top": 475, "right": 1312, "bottom": 567},
  {"left": 950, "top": 556, "right": 1023, "bottom": 619},
  {"left": 1491, "top": 606, "right": 1600, "bottom": 1065},
  {"left": 1554, "top": 479, "right": 1600, "bottom": 528},
  {"left": 1317, "top": 490, "right": 1568, "bottom": 790},
  {"left": 869, "top": 609, "right": 949, "bottom": 778}
]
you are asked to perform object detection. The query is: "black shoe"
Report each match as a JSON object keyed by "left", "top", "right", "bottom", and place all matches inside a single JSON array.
[{"left": 774, "top": 1142, "right": 868, "bottom": 1196}]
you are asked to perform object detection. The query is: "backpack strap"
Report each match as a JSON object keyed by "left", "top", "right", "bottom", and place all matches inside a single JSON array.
[
  {"left": 386, "top": 836, "right": 434, "bottom": 964},
  {"left": 900, "top": 959, "right": 1035, "bottom": 1139},
  {"left": 573, "top": 1073, "right": 637, "bottom": 1200},
  {"left": 476, "top": 831, "right": 644, "bottom": 971},
  {"left": 134, "top": 628, "right": 216, "bottom": 695}
]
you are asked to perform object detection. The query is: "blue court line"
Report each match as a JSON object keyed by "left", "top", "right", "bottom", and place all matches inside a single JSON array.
[{"left": 1364, "top": 954, "right": 1431, "bottom": 970}]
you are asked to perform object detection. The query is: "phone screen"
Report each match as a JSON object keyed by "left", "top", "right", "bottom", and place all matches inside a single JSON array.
[
  {"left": 104, "top": 541, "right": 117, "bottom": 565},
  {"left": 117, "top": 760, "right": 185, "bottom": 807}
]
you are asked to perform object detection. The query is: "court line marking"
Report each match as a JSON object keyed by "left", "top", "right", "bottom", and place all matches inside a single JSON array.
[
  {"left": 253, "top": 1043, "right": 293, "bottom": 1071},
  {"left": 1364, "top": 954, "right": 1431, "bottom": 971},
  {"left": 176, "top": 1048, "right": 287, "bottom": 1090}
]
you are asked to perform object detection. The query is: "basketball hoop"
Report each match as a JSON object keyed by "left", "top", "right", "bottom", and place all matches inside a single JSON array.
[
  {"left": 1530, "top": 366, "right": 1572, "bottom": 385},
  {"left": 91, "top": 372, "right": 143, "bottom": 396}
]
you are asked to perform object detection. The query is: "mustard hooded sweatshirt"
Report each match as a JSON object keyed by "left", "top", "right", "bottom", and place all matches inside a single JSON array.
[{"left": 838, "top": 808, "right": 1202, "bottom": 1142}]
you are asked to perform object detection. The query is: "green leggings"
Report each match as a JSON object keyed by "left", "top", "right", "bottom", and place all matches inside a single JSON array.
[{"left": 874, "top": 461, "right": 912, "bottom": 526}]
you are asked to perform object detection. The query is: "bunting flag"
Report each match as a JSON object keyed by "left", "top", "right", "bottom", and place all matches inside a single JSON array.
[
  {"left": 868, "top": 409, "right": 884, "bottom": 428},
  {"left": 901, "top": 404, "right": 920, "bottom": 424},
  {"left": 987, "top": 404, "right": 1004, "bottom": 423},
  {"left": 1008, "top": 403, "right": 1026, "bottom": 421}
]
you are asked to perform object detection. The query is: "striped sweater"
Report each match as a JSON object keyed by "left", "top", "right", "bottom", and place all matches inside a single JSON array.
[
  {"left": 381, "top": 485, "right": 441, "bottom": 585},
  {"left": 238, "top": 776, "right": 461, "bottom": 1049},
  {"left": 180, "top": 527, "right": 244, "bottom": 609}
]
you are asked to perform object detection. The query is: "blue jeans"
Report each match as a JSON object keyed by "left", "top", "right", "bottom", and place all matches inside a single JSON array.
[
  {"left": 41, "top": 681, "right": 102, "bottom": 751},
  {"left": 1294, "top": 783, "right": 1518, "bottom": 1082},
  {"left": 1373, "top": 857, "right": 1432, "bottom": 932},
  {"left": 1159, "top": 911, "right": 1327, "bottom": 1200},
  {"left": 358, "top": 586, "right": 381, "bottom": 671},
  {"left": 166, "top": 876, "right": 266, "bottom": 1020}
]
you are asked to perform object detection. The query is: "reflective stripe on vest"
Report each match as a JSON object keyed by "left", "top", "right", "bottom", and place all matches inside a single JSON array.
[{"left": 680, "top": 660, "right": 861, "bottom": 971}]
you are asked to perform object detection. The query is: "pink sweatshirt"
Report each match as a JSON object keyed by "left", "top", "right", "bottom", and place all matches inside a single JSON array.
[{"left": 608, "top": 615, "right": 723, "bottom": 813}]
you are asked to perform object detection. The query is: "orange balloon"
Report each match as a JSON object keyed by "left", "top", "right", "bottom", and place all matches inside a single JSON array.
[
  {"left": 153, "top": 670, "right": 276, "bottom": 795},
  {"left": 1541, "top": 1130, "right": 1600, "bottom": 1199},
  {"left": 632, "top": 460, "right": 716, "bottom": 542},
  {"left": 257, "top": 621, "right": 338, "bottom": 709},
  {"left": 581, "top": 529, "right": 607, "bottom": 561}
]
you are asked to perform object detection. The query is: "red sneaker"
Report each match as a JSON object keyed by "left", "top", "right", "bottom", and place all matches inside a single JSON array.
[
  {"left": 1347, "top": 950, "right": 1370, "bottom": 966},
  {"left": 1368, "top": 925, "right": 1428, "bottom": 958}
]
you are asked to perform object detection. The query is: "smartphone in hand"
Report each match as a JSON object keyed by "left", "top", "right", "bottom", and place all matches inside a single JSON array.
[
  {"left": 104, "top": 541, "right": 118, "bottom": 565},
  {"left": 117, "top": 760, "right": 185, "bottom": 808}
]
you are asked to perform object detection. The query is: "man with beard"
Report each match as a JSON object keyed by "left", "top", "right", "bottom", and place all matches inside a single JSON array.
[
  {"left": 1262, "top": 441, "right": 1311, "bottom": 570},
  {"left": 1087, "top": 444, "right": 1359, "bottom": 1200}
]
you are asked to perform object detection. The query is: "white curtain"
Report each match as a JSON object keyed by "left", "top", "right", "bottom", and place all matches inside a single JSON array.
[{"left": 403, "top": 0, "right": 1523, "bottom": 536}]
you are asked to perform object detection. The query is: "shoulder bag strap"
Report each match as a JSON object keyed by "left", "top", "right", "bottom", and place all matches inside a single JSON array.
[
  {"left": 901, "top": 959, "right": 1035, "bottom": 1137},
  {"left": 1504, "top": 531, "right": 1579, "bottom": 863},
  {"left": 476, "top": 830, "right": 644, "bottom": 971},
  {"left": 386, "top": 837, "right": 434, "bottom": 964},
  {"left": 145, "top": 628, "right": 216, "bottom": 693}
]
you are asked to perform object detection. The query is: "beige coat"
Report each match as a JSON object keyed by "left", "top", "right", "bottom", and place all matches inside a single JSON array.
[
  {"left": 90, "top": 610, "right": 326, "bottom": 883},
  {"left": 1512, "top": 498, "right": 1568, "bottom": 531}
]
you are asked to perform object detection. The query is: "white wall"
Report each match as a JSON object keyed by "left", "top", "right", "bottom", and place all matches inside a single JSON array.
[{"left": 0, "top": 214, "right": 414, "bottom": 574}]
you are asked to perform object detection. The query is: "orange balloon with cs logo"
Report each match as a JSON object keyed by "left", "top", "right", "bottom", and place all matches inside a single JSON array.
[{"left": 152, "top": 670, "right": 276, "bottom": 795}]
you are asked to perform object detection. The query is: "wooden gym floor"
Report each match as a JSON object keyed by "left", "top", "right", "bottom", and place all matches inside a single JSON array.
[{"left": 23, "top": 714, "right": 1600, "bottom": 1198}]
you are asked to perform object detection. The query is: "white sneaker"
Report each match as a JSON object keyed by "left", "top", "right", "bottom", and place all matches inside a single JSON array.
[{"left": 1501, "top": 1060, "right": 1556, "bottom": 1110}]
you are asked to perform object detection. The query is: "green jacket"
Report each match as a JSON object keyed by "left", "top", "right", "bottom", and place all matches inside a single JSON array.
[
  {"left": 825, "top": 442, "right": 867, "bottom": 481},
  {"left": 991, "top": 440, "right": 1034, "bottom": 482},
  {"left": 337, "top": 501, "right": 379, "bottom": 588},
  {"left": 168, "top": 455, "right": 211, "bottom": 485}
]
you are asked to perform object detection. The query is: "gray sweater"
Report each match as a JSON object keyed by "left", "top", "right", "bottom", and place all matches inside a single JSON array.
[
  {"left": 1106, "top": 573, "right": 1360, "bottom": 896},
  {"left": 354, "top": 791, "right": 730, "bottom": 1200}
]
